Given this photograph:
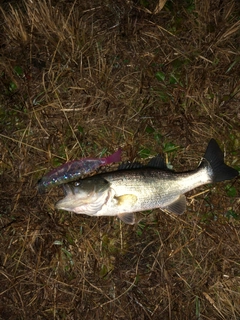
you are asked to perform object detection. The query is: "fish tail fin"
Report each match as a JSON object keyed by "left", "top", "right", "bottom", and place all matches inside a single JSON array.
[
  {"left": 204, "top": 139, "right": 239, "bottom": 182},
  {"left": 105, "top": 148, "right": 122, "bottom": 164}
]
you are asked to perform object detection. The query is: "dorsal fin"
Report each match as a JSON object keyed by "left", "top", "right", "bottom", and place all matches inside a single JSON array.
[
  {"left": 147, "top": 155, "right": 168, "bottom": 170},
  {"left": 118, "top": 155, "right": 170, "bottom": 171},
  {"left": 118, "top": 161, "right": 144, "bottom": 170}
]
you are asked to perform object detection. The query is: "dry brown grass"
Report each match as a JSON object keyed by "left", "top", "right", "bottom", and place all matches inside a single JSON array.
[{"left": 0, "top": 0, "right": 240, "bottom": 319}]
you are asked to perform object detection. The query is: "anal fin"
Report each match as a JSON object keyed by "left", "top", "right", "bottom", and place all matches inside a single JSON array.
[{"left": 163, "top": 195, "right": 186, "bottom": 215}]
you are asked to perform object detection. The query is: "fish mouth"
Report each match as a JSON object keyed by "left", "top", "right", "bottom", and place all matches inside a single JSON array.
[{"left": 55, "top": 186, "right": 112, "bottom": 216}]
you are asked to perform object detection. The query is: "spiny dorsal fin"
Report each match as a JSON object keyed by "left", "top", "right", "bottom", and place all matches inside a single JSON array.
[
  {"left": 118, "top": 161, "right": 144, "bottom": 170},
  {"left": 118, "top": 155, "right": 169, "bottom": 171},
  {"left": 147, "top": 154, "right": 168, "bottom": 170}
]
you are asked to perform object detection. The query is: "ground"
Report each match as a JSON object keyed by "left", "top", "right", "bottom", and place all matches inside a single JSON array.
[{"left": 0, "top": 0, "right": 240, "bottom": 319}]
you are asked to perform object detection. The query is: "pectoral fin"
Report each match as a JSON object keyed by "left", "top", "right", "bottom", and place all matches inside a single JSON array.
[
  {"left": 115, "top": 194, "right": 137, "bottom": 224},
  {"left": 163, "top": 195, "right": 186, "bottom": 215},
  {"left": 118, "top": 212, "right": 135, "bottom": 224},
  {"left": 115, "top": 194, "right": 137, "bottom": 206}
]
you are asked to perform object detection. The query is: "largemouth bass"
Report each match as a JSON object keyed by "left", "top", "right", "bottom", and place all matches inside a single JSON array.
[
  {"left": 56, "top": 139, "right": 239, "bottom": 224},
  {"left": 37, "top": 148, "right": 122, "bottom": 192}
]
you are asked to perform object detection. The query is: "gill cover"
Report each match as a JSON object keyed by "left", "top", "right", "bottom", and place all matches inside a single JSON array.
[{"left": 55, "top": 177, "right": 110, "bottom": 215}]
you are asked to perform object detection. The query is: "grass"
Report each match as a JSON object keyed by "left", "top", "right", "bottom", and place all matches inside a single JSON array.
[{"left": 0, "top": 0, "right": 240, "bottom": 319}]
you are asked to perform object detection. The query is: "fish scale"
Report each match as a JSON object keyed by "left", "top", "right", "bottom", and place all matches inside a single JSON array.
[{"left": 56, "top": 139, "right": 239, "bottom": 224}]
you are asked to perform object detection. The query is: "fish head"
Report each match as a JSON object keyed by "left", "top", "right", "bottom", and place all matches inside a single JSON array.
[
  {"left": 55, "top": 176, "right": 110, "bottom": 215},
  {"left": 72, "top": 176, "right": 109, "bottom": 195}
]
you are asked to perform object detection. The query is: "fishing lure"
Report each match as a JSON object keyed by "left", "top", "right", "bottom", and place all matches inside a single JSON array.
[{"left": 37, "top": 148, "right": 122, "bottom": 192}]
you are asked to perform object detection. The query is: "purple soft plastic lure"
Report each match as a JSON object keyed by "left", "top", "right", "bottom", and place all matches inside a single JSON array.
[{"left": 37, "top": 148, "right": 122, "bottom": 192}]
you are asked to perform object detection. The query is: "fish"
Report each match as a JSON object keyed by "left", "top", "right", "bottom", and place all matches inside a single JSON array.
[
  {"left": 55, "top": 139, "right": 239, "bottom": 224},
  {"left": 37, "top": 148, "right": 122, "bottom": 192}
]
